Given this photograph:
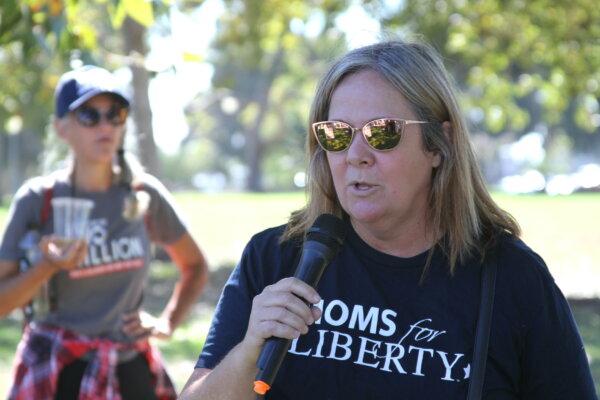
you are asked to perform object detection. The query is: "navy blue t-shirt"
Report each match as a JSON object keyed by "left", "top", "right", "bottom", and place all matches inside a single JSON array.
[{"left": 197, "top": 224, "right": 596, "bottom": 399}]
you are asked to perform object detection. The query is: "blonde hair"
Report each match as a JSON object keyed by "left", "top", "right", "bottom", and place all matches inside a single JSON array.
[{"left": 283, "top": 39, "right": 520, "bottom": 271}]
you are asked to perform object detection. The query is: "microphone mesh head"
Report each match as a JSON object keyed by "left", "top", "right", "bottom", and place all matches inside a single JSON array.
[{"left": 307, "top": 214, "right": 347, "bottom": 247}]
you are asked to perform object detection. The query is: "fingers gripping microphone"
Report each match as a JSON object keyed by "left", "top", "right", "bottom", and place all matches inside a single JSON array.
[{"left": 253, "top": 214, "right": 347, "bottom": 396}]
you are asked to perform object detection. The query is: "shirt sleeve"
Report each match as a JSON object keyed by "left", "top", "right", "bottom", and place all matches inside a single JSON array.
[
  {"left": 0, "top": 181, "right": 41, "bottom": 261},
  {"left": 138, "top": 174, "right": 187, "bottom": 245},
  {"left": 195, "top": 226, "right": 296, "bottom": 370},
  {"left": 519, "top": 270, "right": 597, "bottom": 399}
]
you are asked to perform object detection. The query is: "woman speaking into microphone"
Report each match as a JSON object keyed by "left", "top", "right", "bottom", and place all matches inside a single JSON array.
[{"left": 181, "top": 39, "right": 596, "bottom": 399}]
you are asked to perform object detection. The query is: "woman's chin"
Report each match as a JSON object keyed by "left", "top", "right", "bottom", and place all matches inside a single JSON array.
[
  {"left": 347, "top": 206, "right": 386, "bottom": 226},
  {"left": 84, "top": 151, "right": 115, "bottom": 165}
]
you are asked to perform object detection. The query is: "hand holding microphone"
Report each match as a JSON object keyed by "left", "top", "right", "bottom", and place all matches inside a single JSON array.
[
  {"left": 243, "top": 277, "right": 322, "bottom": 351},
  {"left": 250, "top": 214, "right": 347, "bottom": 395}
]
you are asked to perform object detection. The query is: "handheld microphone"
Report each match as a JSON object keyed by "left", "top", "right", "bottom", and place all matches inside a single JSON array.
[{"left": 253, "top": 214, "right": 347, "bottom": 395}]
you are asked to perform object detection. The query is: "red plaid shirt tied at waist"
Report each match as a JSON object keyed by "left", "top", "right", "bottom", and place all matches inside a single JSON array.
[{"left": 9, "top": 323, "right": 177, "bottom": 400}]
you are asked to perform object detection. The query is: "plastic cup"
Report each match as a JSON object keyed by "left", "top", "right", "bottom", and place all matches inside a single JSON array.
[{"left": 51, "top": 197, "right": 94, "bottom": 240}]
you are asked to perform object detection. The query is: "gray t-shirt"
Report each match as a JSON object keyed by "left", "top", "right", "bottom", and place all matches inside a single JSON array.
[{"left": 0, "top": 170, "right": 186, "bottom": 342}]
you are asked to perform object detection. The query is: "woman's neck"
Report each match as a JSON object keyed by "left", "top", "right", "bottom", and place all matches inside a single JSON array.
[
  {"left": 351, "top": 218, "right": 436, "bottom": 258},
  {"left": 71, "top": 161, "right": 113, "bottom": 192}
]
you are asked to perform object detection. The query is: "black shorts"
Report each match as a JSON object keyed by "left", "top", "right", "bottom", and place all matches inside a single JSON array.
[{"left": 55, "top": 353, "right": 158, "bottom": 400}]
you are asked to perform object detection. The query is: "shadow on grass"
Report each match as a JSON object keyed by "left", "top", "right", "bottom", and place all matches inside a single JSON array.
[
  {"left": 145, "top": 261, "right": 235, "bottom": 361},
  {"left": 144, "top": 260, "right": 235, "bottom": 313},
  {"left": 569, "top": 298, "right": 600, "bottom": 395}
]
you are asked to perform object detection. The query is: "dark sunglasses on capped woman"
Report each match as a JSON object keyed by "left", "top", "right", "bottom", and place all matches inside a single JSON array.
[
  {"left": 312, "top": 118, "right": 433, "bottom": 152},
  {"left": 72, "top": 104, "right": 129, "bottom": 128}
]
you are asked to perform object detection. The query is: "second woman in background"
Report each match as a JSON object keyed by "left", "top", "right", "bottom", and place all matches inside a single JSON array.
[{"left": 0, "top": 65, "right": 209, "bottom": 399}]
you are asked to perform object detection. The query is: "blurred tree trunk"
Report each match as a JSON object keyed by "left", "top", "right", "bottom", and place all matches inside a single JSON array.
[
  {"left": 7, "top": 134, "right": 22, "bottom": 195},
  {"left": 245, "top": 44, "right": 285, "bottom": 191},
  {"left": 207, "top": 0, "right": 350, "bottom": 192},
  {"left": 122, "top": 16, "right": 162, "bottom": 178},
  {"left": 0, "top": 133, "right": 6, "bottom": 202}
]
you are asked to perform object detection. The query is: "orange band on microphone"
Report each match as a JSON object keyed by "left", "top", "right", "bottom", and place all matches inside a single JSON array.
[{"left": 253, "top": 380, "right": 271, "bottom": 395}]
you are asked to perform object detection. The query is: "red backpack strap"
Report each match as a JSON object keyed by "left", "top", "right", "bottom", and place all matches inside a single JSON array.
[
  {"left": 40, "top": 186, "right": 54, "bottom": 226},
  {"left": 131, "top": 181, "right": 144, "bottom": 192}
]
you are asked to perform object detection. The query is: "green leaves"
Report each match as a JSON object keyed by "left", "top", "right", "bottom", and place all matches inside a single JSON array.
[
  {"left": 376, "top": 0, "right": 600, "bottom": 134},
  {"left": 108, "top": 0, "right": 155, "bottom": 28}
]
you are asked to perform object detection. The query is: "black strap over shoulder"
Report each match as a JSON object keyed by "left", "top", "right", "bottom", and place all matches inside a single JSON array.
[{"left": 467, "top": 253, "right": 498, "bottom": 400}]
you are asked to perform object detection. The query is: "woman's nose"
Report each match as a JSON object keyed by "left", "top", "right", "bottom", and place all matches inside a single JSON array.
[{"left": 346, "top": 129, "right": 375, "bottom": 166}]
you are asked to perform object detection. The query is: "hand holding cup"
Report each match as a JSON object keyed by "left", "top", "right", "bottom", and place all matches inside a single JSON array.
[
  {"left": 39, "top": 235, "right": 88, "bottom": 272},
  {"left": 41, "top": 197, "right": 94, "bottom": 272}
]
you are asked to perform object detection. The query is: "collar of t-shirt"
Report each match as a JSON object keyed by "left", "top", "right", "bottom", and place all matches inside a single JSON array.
[{"left": 345, "top": 223, "right": 444, "bottom": 271}]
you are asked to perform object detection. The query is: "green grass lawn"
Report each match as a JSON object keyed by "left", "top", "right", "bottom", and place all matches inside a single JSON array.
[
  {"left": 172, "top": 191, "right": 600, "bottom": 297},
  {"left": 173, "top": 191, "right": 306, "bottom": 268},
  {"left": 493, "top": 193, "right": 600, "bottom": 298},
  {"left": 0, "top": 191, "right": 598, "bottom": 395}
]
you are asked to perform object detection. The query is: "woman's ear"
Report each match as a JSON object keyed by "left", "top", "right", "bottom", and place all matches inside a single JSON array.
[
  {"left": 431, "top": 121, "right": 452, "bottom": 168},
  {"left": 432, "top": 152, "right": 442, "bottom": 168},
  {"left": 442, "top": 121, "right": 452, "bottom": 140},
  {"left": 54, "top": 117, "right": 68, "bottom": 140}
]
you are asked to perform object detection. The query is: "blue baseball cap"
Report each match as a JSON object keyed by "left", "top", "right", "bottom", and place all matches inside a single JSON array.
[{"left": 54, "top": 65, "right": 130, "bottom": 118}]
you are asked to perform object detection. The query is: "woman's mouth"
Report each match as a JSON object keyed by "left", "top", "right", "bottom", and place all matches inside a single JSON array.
[{"left": 349, "top": 181, "right": 378, "bottom": 194}]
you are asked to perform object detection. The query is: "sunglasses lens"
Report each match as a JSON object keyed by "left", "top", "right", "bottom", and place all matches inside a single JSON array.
[
  {"left": 107, "top": 106, "right": 128, "bottom": 126},
  {"left": 74, "top": 105, "right": 128, "bottom": 127},
  {"left": 75, "top": 107, "right": 100, "bottom": 127},
  {"left": 313, "top": 122, "right": 353, "bottom": 152},
  {"left": 364, "top": 119, "right": 403, "bottom": 150}
]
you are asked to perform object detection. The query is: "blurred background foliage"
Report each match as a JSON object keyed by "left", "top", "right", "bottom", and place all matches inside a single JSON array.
[{"left": 0, "top": 0, "right": 598, "bottom": 197}]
